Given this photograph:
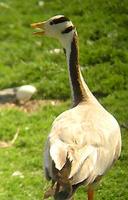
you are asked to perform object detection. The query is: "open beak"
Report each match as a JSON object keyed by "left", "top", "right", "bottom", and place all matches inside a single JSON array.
[{"left": 31, "top": 21, "right": 46, "bottom": 35}]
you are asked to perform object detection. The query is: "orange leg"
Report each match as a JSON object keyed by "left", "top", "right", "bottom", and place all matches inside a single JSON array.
[{"left": 87, "top": 186, "right": 94, "bottom": 200}]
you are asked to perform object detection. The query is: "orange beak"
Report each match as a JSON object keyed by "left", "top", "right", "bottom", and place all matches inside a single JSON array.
[{"left": 31, "top": 21, "right": 46, "bottom": 35}]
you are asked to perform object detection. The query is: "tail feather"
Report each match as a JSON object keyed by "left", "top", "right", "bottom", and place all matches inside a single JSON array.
[
  {"left": 50, "top": 139, "right": 68, "bottom": 170},
  {"left": 50, "top": 139, "right": 97, "bottom": 186},
  {"left": 68, "top": 145, "right": 97, "bottom": 179}
]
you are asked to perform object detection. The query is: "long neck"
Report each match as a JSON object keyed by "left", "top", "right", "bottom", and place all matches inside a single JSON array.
[{"left": 65, "top": 33, "right": 88, "bottom": 106}]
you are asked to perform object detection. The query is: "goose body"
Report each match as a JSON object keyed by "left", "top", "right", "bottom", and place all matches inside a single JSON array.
[
  {"left": 32, "top": 15, "right": 121, "bottom": 200},
  {"left": 47, "top": 100, "right": 120, "bottom": 184}
]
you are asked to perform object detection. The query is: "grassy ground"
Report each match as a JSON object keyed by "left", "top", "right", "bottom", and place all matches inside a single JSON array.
[{"left": 0, "top": 0, "right": 128, "bottom": 199}]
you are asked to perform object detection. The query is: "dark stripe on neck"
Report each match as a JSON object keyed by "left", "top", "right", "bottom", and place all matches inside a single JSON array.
[
  {"left": 63, "top": 48, "right": 66, "bottom": 55},
  {"left": 62, "top": 26, "right": 75, "bottom": 34},
  {"left": 50, "top": 16, "right": 70, "bottom": 25},
  {"left": 69, "top": 33, "right": 86, "bottom": 106}
]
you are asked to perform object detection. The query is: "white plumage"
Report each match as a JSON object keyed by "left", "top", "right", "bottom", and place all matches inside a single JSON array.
[
  {"left": 32, "top": 15, "right": 121, "bottom": 200},
  {"left": 48, "top": 101, "right": 121, "bottom": 184}
]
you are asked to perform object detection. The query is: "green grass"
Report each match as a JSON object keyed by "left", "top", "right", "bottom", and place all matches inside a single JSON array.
[{"left": 0, "top": 0, "right": 128, "bottom": 199}]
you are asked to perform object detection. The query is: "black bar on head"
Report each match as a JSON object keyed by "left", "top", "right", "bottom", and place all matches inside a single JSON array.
[
  {"left": 62, "top": 26, "right": 75, "bottom": 34},
  {"left": 50, "top": 16, "right": 70, "bottom": 25}
]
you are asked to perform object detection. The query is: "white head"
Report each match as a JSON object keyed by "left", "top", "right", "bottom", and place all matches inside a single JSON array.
[{"left": 31, "top": 15, "right": 77, "bottom": 48}]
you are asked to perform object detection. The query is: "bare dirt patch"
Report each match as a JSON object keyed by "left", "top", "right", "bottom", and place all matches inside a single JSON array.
[{"left": 0, "top": 99, "right": 63, "bottom": 113}]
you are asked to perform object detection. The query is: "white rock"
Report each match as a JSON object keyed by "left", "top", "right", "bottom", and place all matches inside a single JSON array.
[
  {"left": 49, "top": 48, "right": 62, "bottom": 54},
  {"left": 16, "top": 85, "right": 37, "bottom": 103},
  {"left": 38, "top": 1, "right": 44, "bottom": 7},
  {"left": 12, "top": 171, "right": 24, "bottom": 178}
]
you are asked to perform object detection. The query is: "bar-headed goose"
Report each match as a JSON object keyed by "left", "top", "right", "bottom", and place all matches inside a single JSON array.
[{"left": 31, "top": 15, "right": 121, "bottom": 200}]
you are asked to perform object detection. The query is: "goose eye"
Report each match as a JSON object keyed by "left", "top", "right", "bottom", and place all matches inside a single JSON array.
[{"left": 50, "top": 21, "right": 54, "bottom": 25}]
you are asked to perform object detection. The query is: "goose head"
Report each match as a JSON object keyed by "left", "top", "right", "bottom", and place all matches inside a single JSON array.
[{"left": 31, "top": 15, "right": 76, "bottom": 48}]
